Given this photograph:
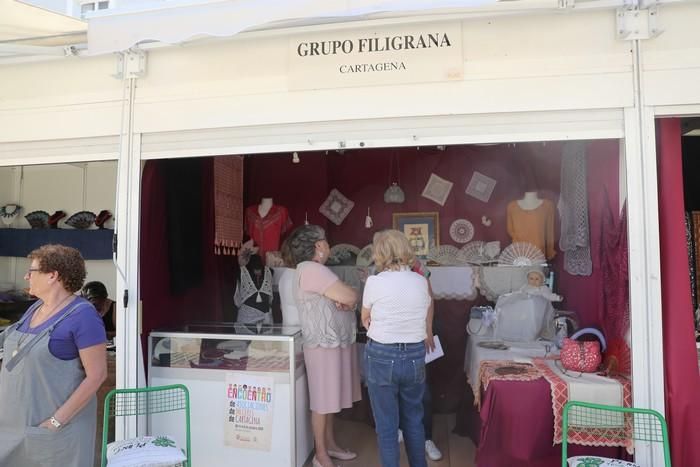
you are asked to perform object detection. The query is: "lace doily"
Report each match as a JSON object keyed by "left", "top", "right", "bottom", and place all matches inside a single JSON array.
[{"left": 449, "top": 219, "right": 474, "bottom": 243}]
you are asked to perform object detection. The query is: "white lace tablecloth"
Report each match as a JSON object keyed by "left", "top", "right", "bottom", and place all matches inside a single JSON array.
[
  {"left": 275, "top": 265, "right": 478, "bottom": 301},
  {"left": 427, "top": 266, "right": 477, "bottom": 300},
  {"left": 476, "top": 265, "right": 544, "bottom": 302}
]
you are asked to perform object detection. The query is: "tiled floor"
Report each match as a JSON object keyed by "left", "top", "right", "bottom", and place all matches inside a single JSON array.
[{"left": 304, "top": 413, "right": 476, "bottom": 467}]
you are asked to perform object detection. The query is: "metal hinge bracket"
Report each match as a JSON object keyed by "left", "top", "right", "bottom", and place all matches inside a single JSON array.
[
  {"left": 113, "top": 49, "right": 147, "bottom": 79},
  {"left": 616, "top": 4, "right": 661, "bottom": 40}
]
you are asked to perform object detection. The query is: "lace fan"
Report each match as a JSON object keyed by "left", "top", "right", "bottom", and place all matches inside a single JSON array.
[
  {"left": 327, "top": 243, "right": 360, "bottom": 266},
  {"left": 356, "top": 244, "right": 374, "bottom": 267},
  {"left": 427, "top": 245, "right": 461, "bottom": 266},
  {"left": 457, "top": 241, "right": 485, "bottom": 264},
  {"left": 498, "top": 242, "right": 546, "bottom": 266}
]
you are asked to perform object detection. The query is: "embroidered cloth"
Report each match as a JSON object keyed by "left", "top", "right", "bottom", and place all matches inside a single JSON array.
[
  {"left": 245, "top": 204, "right": 292, "bottom": 259},
  {"left": 532, "top": 358, "right": 632, "bottom": 451},
  {"left": 558, "top": 142, "right": 592, "bottom": 275},
  {"left": 474, "top": 360, "right": 542, "bottom": 409},
  {"left": 213, "top": 156, "right": 244, "bottom": 255}
]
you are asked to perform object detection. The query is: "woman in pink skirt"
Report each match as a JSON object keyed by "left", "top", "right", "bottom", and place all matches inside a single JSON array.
[{"left": 282, "top": 225, "right": 361, "bottom": 467}]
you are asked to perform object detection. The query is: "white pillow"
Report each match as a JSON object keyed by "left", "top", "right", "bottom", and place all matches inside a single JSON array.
[
  {"left": 106, "top": 435, "right": 186, "bottom": 467},
  {"left": 567, "top": 456, "right": 639, "bottom": 467}
]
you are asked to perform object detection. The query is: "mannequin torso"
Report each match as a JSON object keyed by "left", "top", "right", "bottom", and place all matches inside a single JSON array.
[
  {"left": 517, "top": 191, "right": 544, "bottom": 211},
  {"left": 258, "top": 197, "right": 273, "bottom": 218}
]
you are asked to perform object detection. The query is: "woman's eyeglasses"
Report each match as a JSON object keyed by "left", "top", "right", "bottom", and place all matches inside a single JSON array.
[{"left": 26, "top": 268, "right": 41, "bottom": 276}]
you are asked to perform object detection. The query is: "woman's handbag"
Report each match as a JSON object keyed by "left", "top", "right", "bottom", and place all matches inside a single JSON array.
[{"left": 559, "top": 337, "right": 602, "bottom": 373}]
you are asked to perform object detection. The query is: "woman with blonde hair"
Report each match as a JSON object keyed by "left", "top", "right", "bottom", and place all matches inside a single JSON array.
[{"left": 361, "top": 229, "right": 431, "bottom": 467}]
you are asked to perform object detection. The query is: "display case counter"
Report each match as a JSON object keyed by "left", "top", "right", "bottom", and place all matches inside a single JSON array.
[{"left": 148, "top": 323, "right": 312, "bottom": 467}]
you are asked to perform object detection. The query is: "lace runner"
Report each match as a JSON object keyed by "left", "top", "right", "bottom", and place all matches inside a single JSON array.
[
  {"left": 473, "top": 360, "right": 542, "bottom": 409},
  {"left": 532, "top": 358, "right": 632, "bottom": 451},
  {"left": 558, "top": 142, "right": 592, "bottom": 276},
  {"left": 213, "top": 155, "right": 243, "bottom": 255}
]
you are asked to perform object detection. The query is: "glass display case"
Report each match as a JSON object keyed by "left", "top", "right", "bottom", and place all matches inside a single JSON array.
[{"left": 148, "top": 323, "right": 312, "bottom": 467}]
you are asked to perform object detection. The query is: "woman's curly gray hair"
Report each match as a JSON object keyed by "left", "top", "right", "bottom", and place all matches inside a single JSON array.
[
  {"left": 28, "top": 244, "right": 86, "bottom": 293},
  {"left": 281, "top": 225, "right": 325, "bottom": 267}
]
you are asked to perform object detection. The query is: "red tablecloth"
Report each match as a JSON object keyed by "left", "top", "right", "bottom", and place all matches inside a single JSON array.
[{"left": 459, "top": 378, "right": 628, "bottom": 467}]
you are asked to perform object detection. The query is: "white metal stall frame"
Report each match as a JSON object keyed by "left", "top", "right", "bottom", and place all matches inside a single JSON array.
[{"left": 3, "top": 1, "right": 700, "bottom": 465}]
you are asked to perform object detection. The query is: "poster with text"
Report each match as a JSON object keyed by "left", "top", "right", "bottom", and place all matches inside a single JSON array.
[{"left": 224, "top": 371, "right": 275, "bottom": 451}]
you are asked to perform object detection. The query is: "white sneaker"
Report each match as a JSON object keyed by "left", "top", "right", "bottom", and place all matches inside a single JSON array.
[
  {"left": 425, "top": 440, "right": 443, "bottom": 461},
  {"left": 398, "top": 429, "right": 404, "bottom": 443}
]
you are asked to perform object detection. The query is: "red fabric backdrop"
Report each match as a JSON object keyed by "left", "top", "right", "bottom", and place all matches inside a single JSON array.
[
  {"left": 243, "top": 141, "right": 620, "bottom": 409},
  {"left": 655, "top": 118, "right": 700, "bottom": 467},
  {"left": 245, "top": 141, "right": 620, "bottom": 327},
  {"left": 140, "top": 141, "right": 622, "bottom": 410}
]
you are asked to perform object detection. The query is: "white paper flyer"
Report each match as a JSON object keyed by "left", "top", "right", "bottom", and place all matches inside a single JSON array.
[{"left": 224, "top": 371, "right": 275, "bottom": 451}]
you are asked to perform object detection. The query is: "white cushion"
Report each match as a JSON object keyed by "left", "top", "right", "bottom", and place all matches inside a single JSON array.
[
  {"left": 567, "top": 456, "right": 639, "bottom": 467},
  {"left": 106, "top": 435, "right": 186, "bottom": 467}
]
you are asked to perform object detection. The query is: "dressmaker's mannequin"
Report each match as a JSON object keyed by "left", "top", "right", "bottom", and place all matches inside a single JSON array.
[
  {"left": 258, "top": 197, "right": 273, "bottom": 218},
  {"left": 517, "top": 191, "right": 544, "bottom": 211},
  {"left": 245, "top": 198, "right": 292, "bottom": 259},
  {"left": 506, "top": 191, "right": 556, "bottom": 259}
]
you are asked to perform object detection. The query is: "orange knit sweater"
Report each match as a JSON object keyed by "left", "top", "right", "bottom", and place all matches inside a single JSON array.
[{"left": 506, "top": 199, "right": 556, "bottom": 260}]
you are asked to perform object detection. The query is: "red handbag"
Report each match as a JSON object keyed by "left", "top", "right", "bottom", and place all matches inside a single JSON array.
[{"left": 559, "top": 337, "right": 602, "bottom": 373}]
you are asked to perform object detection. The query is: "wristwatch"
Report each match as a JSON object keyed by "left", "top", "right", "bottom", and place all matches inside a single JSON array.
[{"left": 49, "top": 416, "right": 62, "bottom": 429}]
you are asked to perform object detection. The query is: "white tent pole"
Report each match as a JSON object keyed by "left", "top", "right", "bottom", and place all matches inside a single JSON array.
[
  {"left": 624, "top": 37, "right": 665, "bottom": 466},
  {"left": 113, "top": 51, "right": 144, "bottom": 440}
]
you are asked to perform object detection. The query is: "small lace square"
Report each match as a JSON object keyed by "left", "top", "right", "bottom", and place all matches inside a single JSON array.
[
  {"left": 466, "top": 171, "right": 497, "bottom": 203},
  {"left": 421, "top": 173, "right": 453, "bottom": 206},
  {"left": 319, "top": 189, "right": 355, "bottom": 226}
]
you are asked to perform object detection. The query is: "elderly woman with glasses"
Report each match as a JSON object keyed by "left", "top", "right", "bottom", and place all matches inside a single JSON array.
[
  {"left": 0, "top": 244, "right": 107, "bottom": 467},
  {"left": 281, "top": 225, "right": 361, "bottom": 467}
]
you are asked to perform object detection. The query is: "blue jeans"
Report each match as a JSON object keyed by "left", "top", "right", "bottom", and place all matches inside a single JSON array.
[{"left": 365, "top": 339, "right": 427, "bottom": 467}]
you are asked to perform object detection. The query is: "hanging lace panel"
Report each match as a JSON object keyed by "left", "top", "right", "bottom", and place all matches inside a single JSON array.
[{"left": 558, "top": 141, "right": 592, "bottom": 276}]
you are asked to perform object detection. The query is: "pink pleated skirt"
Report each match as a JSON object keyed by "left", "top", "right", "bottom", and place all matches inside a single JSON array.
[{"left": 304, "top": 343, "right": 362, "bottom": 414}]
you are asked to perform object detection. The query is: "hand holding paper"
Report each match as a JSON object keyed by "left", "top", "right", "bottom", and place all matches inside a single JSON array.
[{"left": 425, "top": 335, "right": 444, "bottom": 364}]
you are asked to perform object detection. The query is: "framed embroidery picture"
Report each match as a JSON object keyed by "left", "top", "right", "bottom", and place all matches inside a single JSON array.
[{"left": 392, "top": 212, "right": 440, "bottom": 258}]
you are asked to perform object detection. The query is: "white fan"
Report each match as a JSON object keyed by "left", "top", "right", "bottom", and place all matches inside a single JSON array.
[
  {"left": 327, "top": 243, "right": 360, "bottom": 265},
  {"left": 427, "top": 245, "right": 461, "bottom": 266},
  {"left": 457, "top": 241, "right": 485, "bottom": 264},
  {"left": 484, "top": 241, "right": 501, "bottom": 259},
  {"left": 498, "top": 242, "right": 546, "bottom": 266},
  {"left": 356, "top": 244, "right": 374, "bottom": 267}
]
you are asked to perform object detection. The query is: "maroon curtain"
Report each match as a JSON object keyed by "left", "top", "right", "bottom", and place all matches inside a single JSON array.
[
  {"left": 140, "top": 159, "right": 237, "bottom": 345},
  {"left": 656, "top": 118, "right": 700, "bottom": 466}
]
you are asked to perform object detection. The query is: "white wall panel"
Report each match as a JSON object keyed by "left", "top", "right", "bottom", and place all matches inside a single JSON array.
[
  {"left": 1, "top": 9, "right": 634, "bottom": 146},
  {"left": 0, "top": 56, "right": 123, "bottom": 144},
  {"left": 642, "top": 3, "right": 700, "bottom": 107},
  {"left": 131, "top": 10, "right": 632, "bottom": 134},
  {"left": 141, "top": 109, "right": 624, "bottom": 159},
  {"left": 0, "top": 136, "right": 119, "bottom": 166}
]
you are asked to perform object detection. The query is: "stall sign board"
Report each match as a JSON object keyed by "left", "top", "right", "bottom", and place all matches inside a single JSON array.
[
  {"left": 288, "top": 22, "right": 463, "bottom": 90},
  {"left": 224, "top": 372, "right": 275, "bottom": 451}
]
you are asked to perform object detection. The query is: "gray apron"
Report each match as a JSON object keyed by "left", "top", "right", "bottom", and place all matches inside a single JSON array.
[{"left": 0, "top": 301, "right": 97, "bottom": 467}]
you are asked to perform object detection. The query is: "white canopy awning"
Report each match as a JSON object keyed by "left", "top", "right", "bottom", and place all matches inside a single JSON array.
[
  {"left": 87, "top": 0, "right": 507, "bottom": 56},
  {"left": 0, "top": 0, "right": 86, "bottom": 59}
]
